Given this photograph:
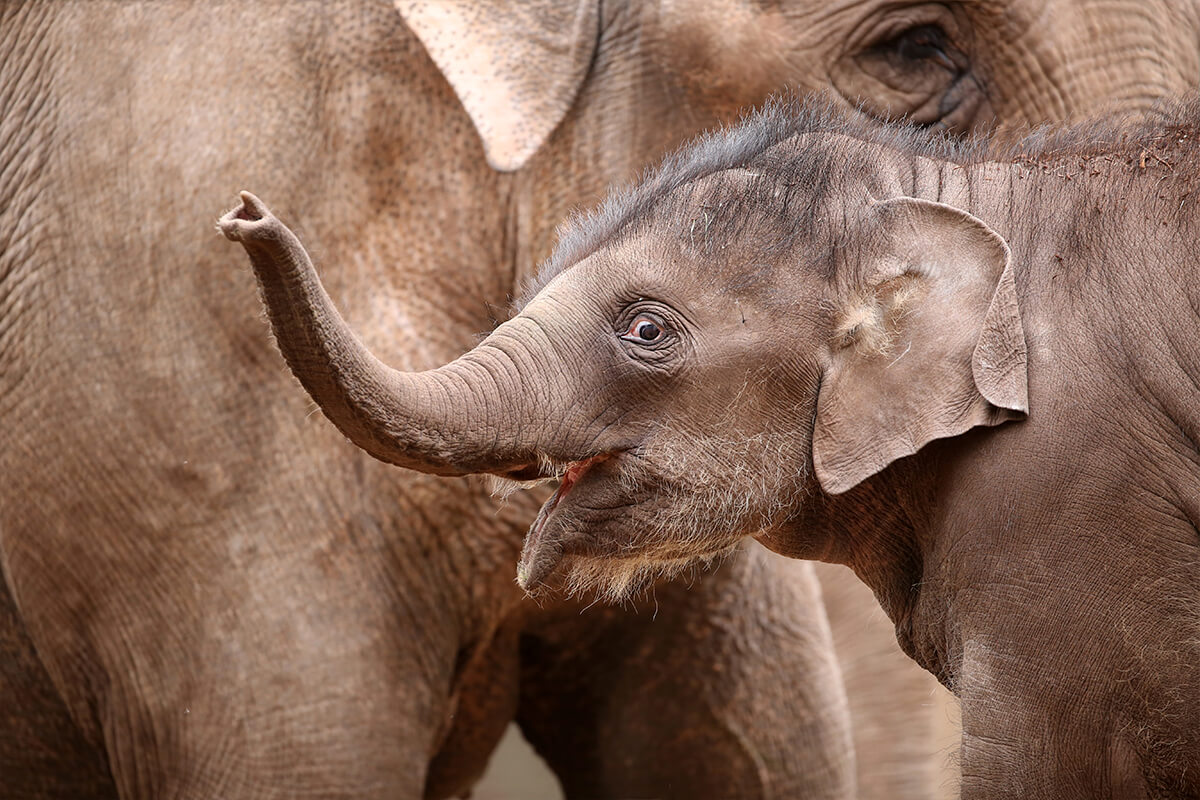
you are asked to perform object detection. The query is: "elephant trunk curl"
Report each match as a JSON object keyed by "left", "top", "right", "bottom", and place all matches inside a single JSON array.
[{"left": 218, "top": 192, "right": 548, "bottom": 478}]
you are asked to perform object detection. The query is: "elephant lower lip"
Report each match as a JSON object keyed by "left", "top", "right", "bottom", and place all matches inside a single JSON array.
[
  {"left": 517, "top": 453, "right": 615, "bottom": 590},
  {"left": 548, "top": 455, "right": 605, "bottom": 511},
  {"left": 526, "top": 455, "right": 609, "bottom": 547}
]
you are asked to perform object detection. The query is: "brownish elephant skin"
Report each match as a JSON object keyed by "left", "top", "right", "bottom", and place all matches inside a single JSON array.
[
  {"left": 811, "top": 561, "right": 952, "bottom": 797},
  {"left": 512, "top": 556, "right": 851, "bottom": 799},
  {"left": 3, "top": 3, "right": 850, "bottom": 798},
  {"left": 229, "top": 98, "right": 1200, "bottom": 797},
  {"left": 5, "top": 1, "right": 1200, "bottom": 798}
]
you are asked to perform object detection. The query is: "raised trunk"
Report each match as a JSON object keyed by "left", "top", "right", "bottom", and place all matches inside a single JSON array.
[{"left": 219, "top": 192, "right": 543, "bottom": 477}]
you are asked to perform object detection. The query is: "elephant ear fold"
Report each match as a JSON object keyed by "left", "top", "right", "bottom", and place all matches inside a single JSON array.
[
  {"left": 812, "top": 197, "right": 1028, "bottom": 495},
  {"left": 396, "top": 0, "right": 599, "bottom": 172}
]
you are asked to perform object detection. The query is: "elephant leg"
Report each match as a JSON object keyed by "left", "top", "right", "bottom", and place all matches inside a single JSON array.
[
  {"left": 813, "top": 562, "right": 958, "bottom": 799},
  {"left": 0, "top": 565, "right": 117, "bottom": 799},
  {"left": 516, "top": 543, "right": 855, "bottom": 800},
  {"left": 425, "top": 621, "right": 523, "bottom": 800},
  {"left": 90, "top": 586, "right": 445, "bottom": 800},
  {"left": 3, "top": 508, "right": 458, "bottom": 800}
]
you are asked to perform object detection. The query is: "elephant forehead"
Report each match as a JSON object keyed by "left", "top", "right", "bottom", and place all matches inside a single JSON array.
[{"left": 520, "top": 255, "right": 627, "bottom": 314}]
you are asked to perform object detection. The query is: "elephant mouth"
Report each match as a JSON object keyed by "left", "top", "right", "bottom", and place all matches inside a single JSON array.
[
  {"left": 516, "top": 453, "right": 612, "bottom": 589},
  {"left": 498, "top": 451, "right": 612, "bottom": 487},
  {"left": 535, "top": 454, "right": 609, "bottom": 527}
]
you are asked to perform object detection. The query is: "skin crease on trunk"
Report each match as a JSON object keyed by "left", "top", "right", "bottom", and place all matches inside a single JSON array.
[
  {"left": 5, "top": 0, "right": 1200, "bottom": 798},
  {"left": 224, "top": 97, "right": 1200, "bottom": 798}
]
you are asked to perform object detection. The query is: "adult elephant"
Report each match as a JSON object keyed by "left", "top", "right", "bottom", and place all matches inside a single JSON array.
[{"left": 1, "top": 1, "right": 1197, "bottom": 798}]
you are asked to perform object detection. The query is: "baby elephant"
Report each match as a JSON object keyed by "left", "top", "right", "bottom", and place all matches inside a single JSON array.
[{"left": 222, "top": 94, "right": 1200, "bottom": 798}]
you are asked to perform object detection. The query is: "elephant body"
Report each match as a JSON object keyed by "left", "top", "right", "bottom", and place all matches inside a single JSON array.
[{"left": 5, "top": 0, "right": 1200, "bottom": 797}]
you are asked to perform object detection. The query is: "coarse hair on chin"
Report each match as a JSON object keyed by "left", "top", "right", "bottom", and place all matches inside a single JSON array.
[{"left": 560, "top": 547, "right": 738, "bottom": 605}]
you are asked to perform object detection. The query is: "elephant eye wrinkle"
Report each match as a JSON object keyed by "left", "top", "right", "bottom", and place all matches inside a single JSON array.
[{"left": 838, "top": 18, "right": 978, "bottom": 132}]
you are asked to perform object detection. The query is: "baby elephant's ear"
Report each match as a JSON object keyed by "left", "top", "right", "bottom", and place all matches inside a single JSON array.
[
  {"left": 397, "top": 1, "right": 599, "bottom": 172},
  {"left": 813, "top": 197, "right": 1028, "bottom": 494}
]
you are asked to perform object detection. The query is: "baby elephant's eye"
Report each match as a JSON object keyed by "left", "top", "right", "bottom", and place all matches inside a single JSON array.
[{"left": 622, "top": 313, "right": 665, "bottom": 344}]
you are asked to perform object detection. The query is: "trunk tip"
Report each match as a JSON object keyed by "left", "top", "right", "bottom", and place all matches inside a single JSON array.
[
  {"left": 238, "top": 191, "right": 267, "bottom": 218},
  {"left": 218, "top": 191, "right": 276, "bottom": 242}
]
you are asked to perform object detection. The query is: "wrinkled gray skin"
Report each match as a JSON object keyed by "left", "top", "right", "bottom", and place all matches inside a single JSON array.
[
  {"left": 226, "top": 96, "right": 1200, "bottom": 799},
  {"left": 6, "top": 0, "right": 1200, "bottom": 797}
]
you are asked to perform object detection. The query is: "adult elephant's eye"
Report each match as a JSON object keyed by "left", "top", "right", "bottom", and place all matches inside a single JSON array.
[
  {"left": 891, "top": 25, "right": 956, "bottom": 72},
  {"left": 623, "top": 314, "right": 665, "bottom": 344},
  {"left": 831, "top": 10, "right": 993, "bottom": 135}
]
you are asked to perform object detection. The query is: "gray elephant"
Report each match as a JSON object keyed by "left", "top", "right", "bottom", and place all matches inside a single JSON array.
[
  {"left": 5, "top": 0, "right": 1200, "bottom": 797},
  {"left": 225, "top": 94, "right": 1200, "bottom": 798}
]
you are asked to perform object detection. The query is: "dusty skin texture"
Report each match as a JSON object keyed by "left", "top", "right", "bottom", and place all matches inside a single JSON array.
[
  {"left": 6, "top": 1, "right": 1200, "bottom": 797},
  {"left": 229, "top": 96, "right": 1200, "bottom": 798}
]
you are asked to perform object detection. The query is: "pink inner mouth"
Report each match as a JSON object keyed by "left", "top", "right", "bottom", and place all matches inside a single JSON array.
[
  {"left": 552, "top": 455, "right": 604, "bottom": 509},
  {"left": 529, "top": 454, "right": 607, "bottom": 539}
]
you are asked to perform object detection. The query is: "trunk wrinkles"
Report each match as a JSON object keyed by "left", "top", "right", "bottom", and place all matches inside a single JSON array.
[{"left": 220, "top": 192, "right": 539, "bottom": 477}]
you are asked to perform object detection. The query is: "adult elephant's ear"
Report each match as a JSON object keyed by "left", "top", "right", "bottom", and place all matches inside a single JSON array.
[
  {"left": 812, "top": 198, "right": 1028, "bottom": 494},
  {"left": 397, "top": 1, "right": 599, "bottom": 172}
]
